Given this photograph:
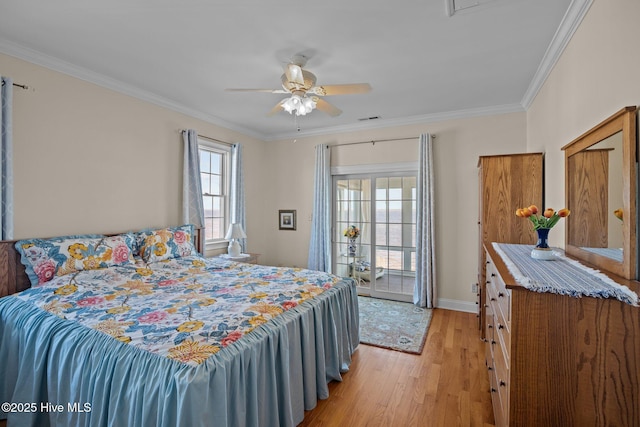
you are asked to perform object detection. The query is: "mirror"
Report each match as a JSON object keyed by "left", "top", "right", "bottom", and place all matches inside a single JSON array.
[{"left": 563, "top": 106, "right": 637, "bottom": 279}]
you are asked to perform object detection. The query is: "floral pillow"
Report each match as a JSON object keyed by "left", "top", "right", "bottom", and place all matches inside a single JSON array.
[
  {"left": 16, "top": 233, "right": 136, "bottom": 286},
  {"left": 137, "top": 224, "right": 198, "bottom": 263}
]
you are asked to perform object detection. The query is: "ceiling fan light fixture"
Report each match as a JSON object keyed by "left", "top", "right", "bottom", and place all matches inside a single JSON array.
[{"left": 281, "top": 94, "right": 316, "bottom": 116}]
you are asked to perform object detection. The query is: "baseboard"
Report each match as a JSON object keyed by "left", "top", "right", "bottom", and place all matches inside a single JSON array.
[{"left": 436, "top": 298, "right": 478, "bottom": 313}]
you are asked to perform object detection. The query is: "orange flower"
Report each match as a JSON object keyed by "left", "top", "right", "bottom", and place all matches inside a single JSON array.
[
  {"left": 614, "top": 208, "right": 623, "bottom": 221},
  {"left": 516, "top": 205, "right": 570, "bottom": 230}
]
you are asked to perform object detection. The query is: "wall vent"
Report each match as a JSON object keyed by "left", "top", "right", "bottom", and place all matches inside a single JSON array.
[{"left": 358, "top": 116, "right": 381, "bottom": 121}]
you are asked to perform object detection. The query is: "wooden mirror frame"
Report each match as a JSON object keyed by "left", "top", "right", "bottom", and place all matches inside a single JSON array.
[{"left": 562, "top": 106, "right": 637, "bottom": 279}]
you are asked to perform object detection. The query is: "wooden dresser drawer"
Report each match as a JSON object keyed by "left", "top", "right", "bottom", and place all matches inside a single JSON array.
[
  {"left": 487, "top": 260, "right": 511, "bottom": 322},
  {"left": 493, "top": 335, "right": 510, "bottom": 427},
  {"left": 485, "top": 300, "right": 494, "bottom": 345}
]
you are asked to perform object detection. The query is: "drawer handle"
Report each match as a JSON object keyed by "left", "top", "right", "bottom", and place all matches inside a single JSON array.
[
  {"left": 488, "top": 324, "right": 493, "bottom": 329},
  {"left": 490, "top": 297, "right": 496, "bottom": 302},
  {"left": 491, "top": 340, "right": 496, "bottom": 345},
  {"left": 484, "top": 304, "right": 489, "bottom": 308},
  {"left": 487, "top": 366, "right": 493, "bottom": 371},
  {"left": 499, "top": 380, "right": 506, "bottom": 387},
  {"left": 491, "top": 273, "right": 496, "bottom": 277},
  {"left": 486, "top": 261, "right": 490, "bottom": 264},
  {"left": 491, "top": 388, "right": 497, "bottom": 393},
  {"left": 498, "top": 324, "right": 504, "bottom": 330},
  {"left": 486, "top": 281, "right": 490, "bottom": 284},
  {"left": 498, "top": 292, "right": 505, "bottom": 298}
]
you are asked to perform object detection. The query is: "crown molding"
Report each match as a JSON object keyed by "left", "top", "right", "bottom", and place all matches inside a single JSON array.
[
  {"left": 265, "top": 103, "right": 525, "bottom": 141},
  {"left": 520, "top": 0, "right": 593, "bottom": 109},
  {"left": 0, "top": 38, "right": 265, "bottom": 141}
]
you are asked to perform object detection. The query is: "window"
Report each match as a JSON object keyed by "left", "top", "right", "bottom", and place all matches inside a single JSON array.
[{"left": 199, "top": 140, "right": 231, "bottom": 245}]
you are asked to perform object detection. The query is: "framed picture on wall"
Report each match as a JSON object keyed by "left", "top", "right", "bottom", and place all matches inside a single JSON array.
[{"left": 278, "top": 210, "right": 296, "bottom": 230}]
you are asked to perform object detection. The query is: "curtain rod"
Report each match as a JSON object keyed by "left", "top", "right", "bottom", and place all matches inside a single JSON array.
[
  {"left": 178, "top": 129, "right": 233, "bottom": 147},
  {"left": 327, "top": 135, "right": 435, "bottom": 148},
  {"left": 1, "top": 81, "right": 29, "bottom": 90}
]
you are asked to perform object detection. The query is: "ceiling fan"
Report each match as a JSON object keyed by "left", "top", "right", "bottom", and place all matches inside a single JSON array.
[{"left": 225, "top": 54, "right": 372, "bottom": 117}]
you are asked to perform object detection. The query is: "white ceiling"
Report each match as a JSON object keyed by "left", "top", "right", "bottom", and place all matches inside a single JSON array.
[{"left": 0, "top": 0, "right": 586, "bottom": 141}]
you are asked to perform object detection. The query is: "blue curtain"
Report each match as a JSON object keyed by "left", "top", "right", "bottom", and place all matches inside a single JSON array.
[
  {"left": 308, "top": 144, "right": 332, "bottom": 272},
  {"left": 230, "top": 143, "right": 246, "bottom": 252},
  {"left": 182, "top": 129, "right": 205, "bottom": 252},
  {"left": 0, "top": 77, "right": 13, "bottom": 240},
  {"left": 414, "top": 133, "right": 436, "bottom": 308}
]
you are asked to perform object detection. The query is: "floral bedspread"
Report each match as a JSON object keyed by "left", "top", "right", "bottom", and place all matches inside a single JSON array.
[{"left": 15, "top": 256, "right": 340, "bottom": 365}]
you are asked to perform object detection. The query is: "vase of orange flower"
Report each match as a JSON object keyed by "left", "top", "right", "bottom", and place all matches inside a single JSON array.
[
  {"left": 344, "top": 225, "right": 360, "bottom": 256},
  {"left": 515, "top": 205, "right": 570, "bottom": 260}
]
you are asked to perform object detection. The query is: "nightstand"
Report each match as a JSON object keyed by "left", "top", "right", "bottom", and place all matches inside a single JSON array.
[
  {"left": 343, "top": 253, "right": 365, "bottom": 286},
  {"left": 217, "top": 253, "right": 260, "bottom": 264}
]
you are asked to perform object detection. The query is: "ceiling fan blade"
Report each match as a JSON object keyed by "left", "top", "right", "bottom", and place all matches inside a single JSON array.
[
  {"left": 315, "top": 98, "right": 342, "bottom": 117},
  {"left": 225, "top": 88, "right": 289, "bottom": 94},
  {"left": 267, "top": 101, "right": 285, "bottom": 117},
  {"left": 285, "top": 64, "right": 305, "bottom": 85},
  {"left": 308, "top": 83, "right": 372, "bottom": 96}
]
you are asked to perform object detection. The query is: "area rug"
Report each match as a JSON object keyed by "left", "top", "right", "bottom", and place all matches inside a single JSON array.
[{"left": 357, "top": 296, "right": 432, "bottom": 354}]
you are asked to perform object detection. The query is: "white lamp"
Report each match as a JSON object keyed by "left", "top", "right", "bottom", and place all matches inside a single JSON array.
[{"left": 225, "top": 223, "right": 247, "bottom": 257}]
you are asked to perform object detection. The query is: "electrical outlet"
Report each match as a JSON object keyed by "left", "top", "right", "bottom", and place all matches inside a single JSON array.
[{"left": 471, "top": 283, "right": 478, "bottom": 293}]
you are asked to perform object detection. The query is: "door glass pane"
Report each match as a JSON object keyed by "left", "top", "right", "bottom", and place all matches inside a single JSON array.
[
  {"left": 376, "top": 200, "right": 387, "bottom": 222},
  {"left": 389, "top": 224, "right": 402, "bottom": 247},
  {"left": 389, "top": 177, "right": 402, "bottom": 199},
  {"left": 376, "top": 224, "right": 387, "bottom": 246},
  {"left": 389, "top": 200, "right": 402, "bottom": 223}
]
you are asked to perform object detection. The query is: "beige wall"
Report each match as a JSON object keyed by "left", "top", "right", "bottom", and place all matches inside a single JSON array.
[
  {"left": 3, "top": 47, "right": 528, "bottom": 308},
  {"left": 527, "top": 0, "right": 640, "bottom": 247},
  {"left": 0, "top": 52, "right": 268, "bottom": 257},
  {"left": 264, "top": 113, "right": 528, "bottom": 307}
]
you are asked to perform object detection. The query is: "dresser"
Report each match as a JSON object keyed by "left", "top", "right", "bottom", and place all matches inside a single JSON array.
[
  {"left": 477, "top": 153, "right": 544, "bottom": 335},
  {"left": 484, "top": 243, "right": 640, "bottom": 426}
]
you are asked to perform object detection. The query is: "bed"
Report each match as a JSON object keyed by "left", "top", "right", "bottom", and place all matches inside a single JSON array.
[{"left": 0, "top": 225, "right": 359, "bottom": 427}]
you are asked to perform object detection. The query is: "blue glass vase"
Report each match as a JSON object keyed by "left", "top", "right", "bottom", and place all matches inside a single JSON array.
[
  {"left": 535, "top": 228, "right": 550, "bottom": 249},
  {"left": 531, "top": 228, "right": 555, "bottom": 260}
]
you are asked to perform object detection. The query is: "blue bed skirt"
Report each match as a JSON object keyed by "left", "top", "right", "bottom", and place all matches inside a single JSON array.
[{"left": 0, "top": 279, "right": 359, "bottom": 426}]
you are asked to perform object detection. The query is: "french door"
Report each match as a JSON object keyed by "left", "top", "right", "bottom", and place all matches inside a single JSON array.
[{"left": 333, "top": 173, "right": 417, "bottom": 302}]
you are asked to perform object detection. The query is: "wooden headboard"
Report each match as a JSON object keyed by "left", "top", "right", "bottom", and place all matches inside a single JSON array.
[
  {"left": 0, "top": 239, "right": 29, "bottom": 297},
  {"left": 0, "top": 227, "right": 204, "bottom": 298}
]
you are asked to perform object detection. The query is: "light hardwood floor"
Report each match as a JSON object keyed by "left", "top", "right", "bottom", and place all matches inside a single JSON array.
[{"left": 299, "top": 308, "right": 495, "bottom": 427}]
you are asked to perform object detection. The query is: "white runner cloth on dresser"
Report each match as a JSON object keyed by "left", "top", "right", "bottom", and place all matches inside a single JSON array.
[{"left": 493, "top": 243, "right": 639, "bottom": 306}]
